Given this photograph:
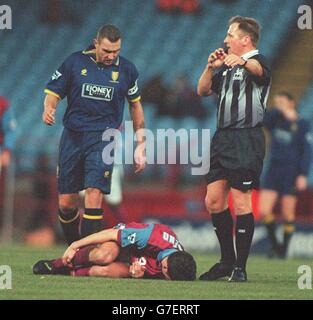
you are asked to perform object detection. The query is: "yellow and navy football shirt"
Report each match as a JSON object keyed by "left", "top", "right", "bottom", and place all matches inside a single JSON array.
[{"left": 44, "top": 45, "right": 141, "bottom": 131}]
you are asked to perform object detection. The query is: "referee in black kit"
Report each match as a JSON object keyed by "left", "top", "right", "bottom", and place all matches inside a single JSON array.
[{"left": 197, "top": 16, "right": 271, "bottom": 282}]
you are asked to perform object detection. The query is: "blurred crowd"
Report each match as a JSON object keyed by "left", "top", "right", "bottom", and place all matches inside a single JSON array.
[{"left": 141, "top": 74, "right": 208, "bottom": 119}]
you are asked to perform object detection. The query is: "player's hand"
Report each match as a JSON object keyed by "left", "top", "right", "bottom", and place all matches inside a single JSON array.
[
  {"left": 42, "top": 106, "right": 56, "bottom": 126},
  {"left": 296, "top": 175, "right": 307, "bottom": 192},
  {"left": 134, "top": 142, "right": 146, "bottom": 173},
  {"left": 223, "top": 53, "right": 245, "bottom": 68},
  {"left": 62, "top": 243, "right": 79, "bottom": 266},
  {"left": 207, "top": 48, "right": 227, "bottom": 69},
  {"left": 129, "top": 260, "right": 146, "bottom": 278}
]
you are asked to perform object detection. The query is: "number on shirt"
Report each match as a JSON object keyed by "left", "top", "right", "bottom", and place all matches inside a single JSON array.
[{"left": 162, "top": 232, "right": 183, "bottom": 250}]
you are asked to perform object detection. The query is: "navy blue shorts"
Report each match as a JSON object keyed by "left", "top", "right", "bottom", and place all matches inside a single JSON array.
[
  {"left": 261, "top": 161, "right": 298, "bottom": 195},
  {"left": 57, "top": 128, "right": 114, "bottom": 194}
]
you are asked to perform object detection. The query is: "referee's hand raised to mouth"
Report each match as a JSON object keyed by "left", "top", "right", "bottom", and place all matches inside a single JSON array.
[{"left": 207, "top": 48, "right": 227, "bottom": 69}]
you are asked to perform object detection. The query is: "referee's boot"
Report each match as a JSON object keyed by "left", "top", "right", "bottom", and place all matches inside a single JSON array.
[
  {"left": 228, "top": 267, "right": 247, "bottom": 282},
  {"left": 199, "top": 261, "right": 234, "bottom": 281}
]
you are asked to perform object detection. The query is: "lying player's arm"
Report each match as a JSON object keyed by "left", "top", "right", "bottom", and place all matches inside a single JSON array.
[
  {"left": 62, "top": 229, "right": 118, "bottom": 265},
  {"left": 129, "top": 100, "right": 146, "bottom": 173},
  {"left": 43, "top": 94, "right": 60, "bottom": 125}
]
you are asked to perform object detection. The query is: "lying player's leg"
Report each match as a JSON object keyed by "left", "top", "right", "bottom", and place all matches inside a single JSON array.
[
  {"left": 88, "top": 241, "right": 121, "bottom": 265},
  {"left": 72, "top": 262, "right": 130, "bottom": 278},
  {"left": 33, "top": 241, "right": 121, "bottom": 275}
]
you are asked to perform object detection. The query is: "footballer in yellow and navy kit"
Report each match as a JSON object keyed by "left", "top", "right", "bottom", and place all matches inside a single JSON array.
[
  {"left": 45, "top": 46, "right": 140, "bottom": 194},
  {"left": 43, "top": 25, "right": 145, "bottom": 244},
  {"left": 45, "top": 46, "right": 140, "bottom": 132}
]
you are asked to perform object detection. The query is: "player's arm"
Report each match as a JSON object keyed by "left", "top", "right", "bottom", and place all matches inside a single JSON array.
[
  {"left": 42, "top": 94, "right": 60, "bottom": 126},
  {"left": 62, "top": 229, "right": 118, "bottom": 265},
  {"left": 43, "top": 55, "right": 73, "bottom": 125},
  {"left": 129, "top": 99, "right": 146, "bottom": 173},
  {"left": 197, "top": 48, "right": 226, "bottom": 96}
]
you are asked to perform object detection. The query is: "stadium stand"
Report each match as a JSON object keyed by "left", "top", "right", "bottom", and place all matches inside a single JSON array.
[{"left": 0, "top": 0, "right": 305, "bottom": 175}]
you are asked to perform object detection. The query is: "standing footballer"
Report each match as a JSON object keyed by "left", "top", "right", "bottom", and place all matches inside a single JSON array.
[
  {"left": 197, "top": 16, "right": 271, "bottom": 282},
  {"left": 43, "top": 25, "right": 146, "bottom": 245}
]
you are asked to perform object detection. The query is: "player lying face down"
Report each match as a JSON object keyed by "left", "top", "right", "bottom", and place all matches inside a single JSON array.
[{"left": 33, "top": 222, "right": 197, "bottom": 281}]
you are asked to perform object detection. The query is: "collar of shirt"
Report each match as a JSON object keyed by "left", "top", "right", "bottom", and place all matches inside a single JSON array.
[
  {"left": 241, "top": 49, "right": 259, "bottom": 60},
  {"left": 157, "top": 248, "right": 178, "bottom": 263}
]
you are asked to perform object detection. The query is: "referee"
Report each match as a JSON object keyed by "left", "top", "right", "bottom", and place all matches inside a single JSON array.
[{"left": 197, "top": 16, "right": 271, "bottom": 282}]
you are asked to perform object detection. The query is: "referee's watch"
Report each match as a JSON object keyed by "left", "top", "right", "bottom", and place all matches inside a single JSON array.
[{"left": 241, "top": 57, "right": 248, "bottom": 67}]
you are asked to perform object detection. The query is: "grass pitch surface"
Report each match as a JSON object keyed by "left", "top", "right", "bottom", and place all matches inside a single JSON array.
[{"left": 0, "top": 245, "right": 312, "bottom": 300}]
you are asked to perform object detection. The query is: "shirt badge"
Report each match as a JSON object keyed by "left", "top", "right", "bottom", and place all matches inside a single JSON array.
[
  {"left": 104, "top": 170, "right": 111, "bottom": 178},
  {"left": 110, "top": 71, "right": 119, "bottom": 83},
  {"left": 233, "top": 68, "right": 244, "bottom": 81},
  {"left": 81, "top": 68, "right": 87, "bottom": 76}
]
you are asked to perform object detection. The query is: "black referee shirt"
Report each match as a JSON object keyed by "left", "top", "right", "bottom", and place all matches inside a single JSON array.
[{"left": 211, "top": 50, "right": 271, "bottom": 129}]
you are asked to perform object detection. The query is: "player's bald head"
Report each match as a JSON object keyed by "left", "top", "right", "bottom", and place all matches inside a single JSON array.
[{"left": 97, "top": 24, "right": 121, "bottom": 42}]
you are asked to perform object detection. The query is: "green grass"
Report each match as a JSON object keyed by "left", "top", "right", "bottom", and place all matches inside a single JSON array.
[{"left": 0, "top": 245, "right": 312, "bottom": 300}]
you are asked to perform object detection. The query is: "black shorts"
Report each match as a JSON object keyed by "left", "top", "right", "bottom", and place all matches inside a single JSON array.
[{"left": 206, "top": 126, "right": 265, "bottom": 192}]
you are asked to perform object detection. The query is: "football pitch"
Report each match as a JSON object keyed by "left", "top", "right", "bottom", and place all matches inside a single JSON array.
[{"left": 0, "top": 245, "right": 312, "bottom": 300}]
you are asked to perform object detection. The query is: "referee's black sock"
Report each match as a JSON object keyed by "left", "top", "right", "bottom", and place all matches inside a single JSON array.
[
  {"left": 80, "top": 208, "right": 103, "bottom": 238},
  {"left": 235, "top": 213, "right": 254, "bottom": 270},
  {"left": 211, "top": 208, "right": 236, "bottom": 265},
  {"left": 58, "top": 208, "right": 80, "bottom": 245}
]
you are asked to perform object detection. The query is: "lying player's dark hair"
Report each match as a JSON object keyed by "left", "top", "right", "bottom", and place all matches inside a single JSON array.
[
  {"left": 276, "top": 91, "right": 295, "bottom": 101},
  {"left": 229, "top": 16, "right": 260, "bottom": 46},
  {"left": 167, "top": 251, "right": 197, "bottom": 281},
  {"left": 97, "top": 24, "right": 121, "bottom": 42}
]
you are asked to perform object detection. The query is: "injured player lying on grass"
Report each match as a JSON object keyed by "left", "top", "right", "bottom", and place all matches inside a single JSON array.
[{"left": 33, "top": 222, "right": 197, "bottom": 281}]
